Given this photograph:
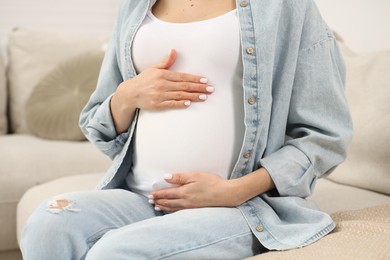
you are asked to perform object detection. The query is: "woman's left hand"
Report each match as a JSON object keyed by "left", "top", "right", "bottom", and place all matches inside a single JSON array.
[{"left": 149, "top": 172, "right": 239, "bottom": 212}]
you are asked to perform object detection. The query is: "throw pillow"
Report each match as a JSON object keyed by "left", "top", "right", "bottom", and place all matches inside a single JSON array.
[
  {"left": 327, "top": 42, "right": 390, "bottom": 195},
  {"left": 7, "top": 28, "right": 107, "bottom": 134},
  {"left": 25, "top": 51, "right": 104, "bottom": 141},
  {"left": 0, "top": 53, "right": 7, "bottom": 134}
]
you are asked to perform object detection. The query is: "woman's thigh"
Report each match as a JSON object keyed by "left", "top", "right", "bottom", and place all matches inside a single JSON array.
[
  {"left": 86, "top": 207, "right": 266, "bottom": 260},
  {"left": 21, "top": 189, "right": 157, "bottom": 260}
]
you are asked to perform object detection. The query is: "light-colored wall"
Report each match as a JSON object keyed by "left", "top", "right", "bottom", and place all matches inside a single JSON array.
[
  {"left": 0, "top": 0, "right": 389, "bottom": 58},
  {"left": 315, "top": 0, "right": 390, "bottom": 53},
  {"left": 0, "top": 0, "right": 122, "bottom": 61}
]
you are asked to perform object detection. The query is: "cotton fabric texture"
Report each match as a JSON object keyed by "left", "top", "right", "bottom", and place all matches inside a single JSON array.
[
  {"left": 79, "top": 0, "right": 353, "bottom": 250},
  {"left": 128, "top": 9, "right": 245, "bottom": 197}
]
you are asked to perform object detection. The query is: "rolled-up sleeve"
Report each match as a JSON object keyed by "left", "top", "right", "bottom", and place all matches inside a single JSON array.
[
  {"left": 260, "top": 37, "right": 353, "bottom": 198},
  {"left": 82, "top": 93, "right": 132, "bottom": 160},
  {"left": 79, "top": 3, "right": 133, "bottom": 160}
]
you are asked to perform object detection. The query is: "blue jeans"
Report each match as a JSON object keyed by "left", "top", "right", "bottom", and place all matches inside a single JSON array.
[{"left": 20, "top": 189, "right": 266, "bottom": 259}]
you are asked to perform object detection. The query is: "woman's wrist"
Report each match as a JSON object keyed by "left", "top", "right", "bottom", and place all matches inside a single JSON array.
[
  {"left": 114, "top": 83, "right": 138, "bottom": 113},
  {"left": 227, "top": 168, "right": 275, "bottom": 206},
  {"left": 110, "top": 83, "right": 137, "bottom": 134}
]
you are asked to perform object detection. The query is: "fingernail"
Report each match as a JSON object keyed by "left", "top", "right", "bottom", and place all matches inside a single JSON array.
[
  {"left": 148, "top": 194, "right": 154, "bottom": 199},
  {"left": 200, "top": 78, "right": 208, "bottom": 84},
  {"left": 148, "top": 199, "right": 154, "bottom": 204},
  {"left": 206, "top": 86, "right": 214, "bottom": 93},
  {"left": 155, "top": 206, "right": 161, "bottom": 211},
  {"left": 199, "top": 94, "right": 208, "bottom": 100},
  {"left": 184, "top": 101, "right": 191, "bottom": 106},
  {"left": 164, "top": 174, "right": 173, "bottom": 180}
]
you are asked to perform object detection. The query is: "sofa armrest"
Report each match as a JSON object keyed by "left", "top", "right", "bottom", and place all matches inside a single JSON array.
[{"left": 0, "top": 134, "right": 110, "bottom": 251}]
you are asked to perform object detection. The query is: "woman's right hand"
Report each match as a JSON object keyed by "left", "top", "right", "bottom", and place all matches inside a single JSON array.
[{"left": 110, "top": 49, "right": 213, "bottom": 133}]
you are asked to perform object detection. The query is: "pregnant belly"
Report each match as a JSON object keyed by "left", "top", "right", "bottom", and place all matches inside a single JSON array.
[{"left": 132, "top": 99, "right": 244, "bottom": 180}]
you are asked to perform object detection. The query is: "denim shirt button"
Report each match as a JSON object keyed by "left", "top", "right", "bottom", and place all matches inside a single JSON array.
[
  {"left": 243, "top": 151, "right": 252, "bottom": 158},
  {"left": 246, "top": 47, "right": 254, "bottom": 54},
  {"left": 240, "top": 1, "right": 249, "bottom": 7},
  {"left": 256, "top": 225, "right": 264, "bottom": 232},
  {"left": 248, "top": 97, "right": 256, "bottom": 105}
]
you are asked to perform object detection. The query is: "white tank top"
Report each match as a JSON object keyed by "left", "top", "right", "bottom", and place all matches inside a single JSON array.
[{"left": 127, "top": 9, "right": 245, "bottom": 197}]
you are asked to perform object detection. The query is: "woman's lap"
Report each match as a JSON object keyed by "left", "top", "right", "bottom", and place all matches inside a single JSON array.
[
  {"left": 87, "top": 207, "right": 265, "bottom": 259},
  {"left": 21, "top": 189, "right": 156, "bottom": 259},
  {"left": 21, "top": 189, "right": 265, "bottom": 260}
]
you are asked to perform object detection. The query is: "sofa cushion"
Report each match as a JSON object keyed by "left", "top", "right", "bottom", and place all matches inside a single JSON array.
[
  {"left": 246, "top": 204, "right": 390, "bottom": 260},
  {"left": 327, "top": 43, "right": 390, "bottom": 195},
  {"left": 0, "top": 53, "right": 7, "bottom": 134},
  {"left": 7, "top": 28, "right": 106, "bottom": 134},
  {"left": 309, "top": 178, "right": 390, "bottom": 214},
  {"left": 0, "top": 134, "right": 111, "bottom": 251},
  {"left": 25, "top": 51, "right": 104, "bottom": 141},
  {"left": 0, "top": 134, "right": 111, "bottom": 204}
]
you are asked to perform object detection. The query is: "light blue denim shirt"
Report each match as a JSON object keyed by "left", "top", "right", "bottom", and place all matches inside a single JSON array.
[{"left": 79, "top": 0, "right": 353, "bottom": 250}]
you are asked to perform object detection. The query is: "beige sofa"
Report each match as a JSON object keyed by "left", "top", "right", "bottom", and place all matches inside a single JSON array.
[
  {"left": 1, "top": 31, "right": 390, "bottom": 259},
  {"left": 0, "top": 29, "right": 112, "bottom": 259}
]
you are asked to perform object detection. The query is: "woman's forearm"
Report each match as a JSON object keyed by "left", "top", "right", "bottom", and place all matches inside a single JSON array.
[
  {"left": 110, "top": 85, "right": 137, "bottom": 134},
  {"left": 228, "top": 168, "right": 275, "bottom": 206}
]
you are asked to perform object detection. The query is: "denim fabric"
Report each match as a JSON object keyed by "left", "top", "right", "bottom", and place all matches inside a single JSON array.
[
  {"left": 78, "top": 0, "right": 353, "bottom": 250},
  {"left": 21, "top": 190, "right": 265, "bottom": 259}
]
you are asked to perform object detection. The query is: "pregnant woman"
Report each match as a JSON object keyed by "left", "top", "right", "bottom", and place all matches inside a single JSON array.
[{"left": 21, "top": 0, "right": 353, "bottom": 259}]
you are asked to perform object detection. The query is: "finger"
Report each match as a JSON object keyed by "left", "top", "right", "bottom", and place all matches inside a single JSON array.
[
  {"left": 164, "top": 173, "right": 192, "bottom": 185},
  {"left": 154, "top": 199, "right": 189, "bottom": 211},
  {"left": 155, "top": 100, "right": 192, "bottom": 110},
  {"left": 164, "top": 70, "right": 208, "bottom": 84},
  {"left": 153, "top": 49, "right": 177, "bottom": 70},
  {"left": 168, "top": 82, "right": 215, "bottom": 94},
  {"left": 163, "top": 91, "right": 209, "bottom": 102},
  {"left": 151, "top": 187, "right": 182, "bottom": 200},
  {"left": 154, "top": 205, "right": 181, "bottom": 213}
]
